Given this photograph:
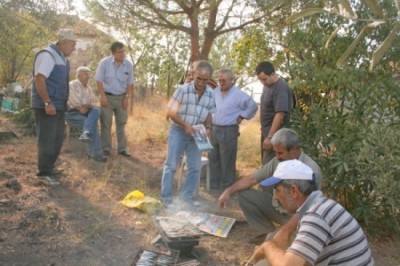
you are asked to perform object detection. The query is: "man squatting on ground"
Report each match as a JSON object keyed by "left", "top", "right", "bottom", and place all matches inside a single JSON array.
[
  {"left": 209, "top": 68, "right": 257, "bottom": 190},
  {"left": 251, "top": 160, "right": 374, "bottom": 266},
  {"left": 65, "top": 66, "right": 106, "bottom": 162},
  {"left": 218, "top": 128, "right": 322, "bottom": 246},
  {"left": 31, "top": 29, "right": 76, "bottom": 186},
  {"left": 95, "top": 41, "right": 134, "bottom": 157},
  {"left": 161, "top": 60, "right": 215, "bottom": 208},
  {"left": 256, "top": 61, "right": 293, "bottom": 165}
]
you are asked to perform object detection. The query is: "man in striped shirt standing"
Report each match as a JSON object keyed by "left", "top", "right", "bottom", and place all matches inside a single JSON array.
[
  {"left": 252, "top": 160, "right": 374, "bottom": 266},
  {"left": 160, "top": 60, "right": 216, "bottom": 208}
]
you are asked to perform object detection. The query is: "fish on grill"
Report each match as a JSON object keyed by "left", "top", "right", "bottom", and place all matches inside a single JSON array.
[{"left": 155, "top": 216, "right": 203, "bottom": 238}]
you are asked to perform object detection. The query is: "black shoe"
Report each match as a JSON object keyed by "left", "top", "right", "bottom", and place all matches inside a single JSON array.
[
  {"left": 103, "top": 150, "right": 111, "bottom": 156},
  {"left": 247, "top": 233, "right": 267, "bottom": 245},
  {"left": 88, "top": 154, "right": 107, "bottom": 162},
  {"left": 118, "top": 150, "right": 131, "bottom": 157}
]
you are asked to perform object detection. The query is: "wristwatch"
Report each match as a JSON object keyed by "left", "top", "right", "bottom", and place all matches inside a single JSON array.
[{"left": 44, "top": 101, "right": 52, "bottom": 107}]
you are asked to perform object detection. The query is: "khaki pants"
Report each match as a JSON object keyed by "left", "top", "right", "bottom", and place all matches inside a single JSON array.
[
  {"left": 100, "top": 94, "right": 128, "bottom": 153},
  {"left": 238, "top": 188, "right": 289, "bottom": 234}
]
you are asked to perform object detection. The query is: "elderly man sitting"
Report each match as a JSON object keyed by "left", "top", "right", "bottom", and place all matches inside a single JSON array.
[{"left": 65, "top": 66, "right": 106, "bottom": 162}]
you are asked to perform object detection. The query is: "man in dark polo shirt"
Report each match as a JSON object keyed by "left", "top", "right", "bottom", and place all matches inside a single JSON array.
[{"left": 256, "top": 61, "right": 293, "bottom": 164}]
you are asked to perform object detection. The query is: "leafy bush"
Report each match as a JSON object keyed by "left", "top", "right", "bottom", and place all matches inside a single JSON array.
[
  {"left": 291, "top": 64, "right": 400, "bottom": 235},
  {"left": 11, "top": 93, "right": 35, "bottom": 135}
]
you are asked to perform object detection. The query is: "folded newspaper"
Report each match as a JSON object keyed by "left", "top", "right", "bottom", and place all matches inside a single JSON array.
[
  {"left": 176, "top": 211, "right": 236, "bottom": 238},
  {"left": 192, "top": 124, "right": 213, "bottom": 151}
]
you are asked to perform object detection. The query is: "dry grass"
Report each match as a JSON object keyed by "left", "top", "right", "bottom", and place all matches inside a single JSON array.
[
  {"left": 237, "top": 116, "right": 261, "bottom": 177},
  {"left": 1, "top": 99, "right": 399, "bottom": 265},
  {"left": 126, "top": 96, "right": 170, "bottom": 144}
]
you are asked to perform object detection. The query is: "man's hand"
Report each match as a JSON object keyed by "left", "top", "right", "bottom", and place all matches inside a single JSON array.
[
  {"left": 100, "top": 95, "right": 108, "bottom": 108},
  {"left": 252, "top": 243, "right": 267, "bottom": 263},
  {"left": 44, "top": 103, "right": 56, "bottom": 116},
  {"left": 218, "top": 190, "right": 231, "bottom": 209},
  {"left": 183, "top": 124, "right": 194, "bottom": 135},
  {"left": 79, "top": 106, "right": 89, "bottom": 115},
  {"left": 237, "top": 115, "right": 244, "bottom": 125},
  {"left": 262, "top": 137, "right": 272, "bottom": 151}
]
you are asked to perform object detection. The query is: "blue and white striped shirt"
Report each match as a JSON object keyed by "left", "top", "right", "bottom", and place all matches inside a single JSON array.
[
  {"left": 168, "top": 82, "right": 216, "bottom": 126},
  {"left": 289, "top": 191, "right": 374, "bottom": 266}
]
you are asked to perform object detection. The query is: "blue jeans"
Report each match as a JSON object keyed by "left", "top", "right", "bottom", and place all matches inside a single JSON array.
[
  {"left": 161, "top": 124, "right": 202, "bottom": 203},
  {"left": 65, "top": 108, "right": 101, "bottom": 156}
]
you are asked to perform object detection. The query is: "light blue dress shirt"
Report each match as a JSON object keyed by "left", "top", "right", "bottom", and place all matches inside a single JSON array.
[
  {"left": 95, "top": 56, "right": 134, "bottom": 95},
  {"left": 212, "top": 85, "right": 258, "bottom": 126}
]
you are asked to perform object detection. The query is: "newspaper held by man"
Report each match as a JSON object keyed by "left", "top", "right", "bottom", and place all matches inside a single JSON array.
[{"left": 192, "top": 124, "right": 213, "bottom": 151}]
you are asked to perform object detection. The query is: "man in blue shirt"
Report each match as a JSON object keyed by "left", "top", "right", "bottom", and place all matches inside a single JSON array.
[
  {"left": 95, "top": 41, "right": 134, "bottom": 157},
  {"left": 209, "top": 68, "right": 257, "bottom": 189},
  {"left": 31, "top": 29, "right": 76, "bottom": 186},
  {"left": 161, "top": 60, "right": 216, "bottom": 208}
]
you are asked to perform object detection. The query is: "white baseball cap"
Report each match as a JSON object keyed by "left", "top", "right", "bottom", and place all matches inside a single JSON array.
[{"left": 260, "top": 159, "right": 314, "bottom": 187}]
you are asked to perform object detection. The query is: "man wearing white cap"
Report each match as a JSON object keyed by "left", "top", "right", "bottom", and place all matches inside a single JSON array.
[
  {"left": 31, "top": 29, "right": 76, "bottom": 185},
  {"left": 219, "top": 128, "right": 322, "bottom": 245},
  {"left": 65, "top": 67, "right": 106, "bottom": 162},
  {"left": 251, "top": 160, "right": 374, "bottom": 266}
]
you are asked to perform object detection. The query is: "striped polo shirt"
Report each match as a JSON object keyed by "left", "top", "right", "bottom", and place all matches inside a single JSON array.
[{"left": 289, "top": 191, "right": 374, "bottom": 265}]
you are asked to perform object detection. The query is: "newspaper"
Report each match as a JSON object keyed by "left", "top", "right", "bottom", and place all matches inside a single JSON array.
[
  {"left": 192, "top": 124, "right": 213, "bottom": 151},
  {"left": 176, "top": 211, "right": 236, "bottom": 238}
]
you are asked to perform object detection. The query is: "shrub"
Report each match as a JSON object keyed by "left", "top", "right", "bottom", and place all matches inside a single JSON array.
[{"left": 291, "top": 65, "right": 400, "bottom": 235}]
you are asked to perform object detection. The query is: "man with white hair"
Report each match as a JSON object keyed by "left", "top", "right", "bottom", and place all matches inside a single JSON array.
[
  {"left": 251, "top": 160, "right": 374, "bottom": 266},
  {"left": 65, "top": 66, "right": 106, "bottom": 162},
  {"left": 31, "top": 28, "right": 77, "bottom": 185},
  {"left": 209, "top": 68, "right": 258, "bottom": 189}
]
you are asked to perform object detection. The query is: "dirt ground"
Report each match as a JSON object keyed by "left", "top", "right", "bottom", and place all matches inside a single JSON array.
[{"left": 0, "top": 114, "right": 399, "bottom": 266}]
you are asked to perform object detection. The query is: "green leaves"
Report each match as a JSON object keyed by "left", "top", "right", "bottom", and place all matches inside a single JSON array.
[
  {"left": 369, "top": 23, "right": 400, "bottom": 71},
  {"left": 336, "top": 21, "right": 386, "bottom": 68},
  {"left": 362, "top": 0, "right": 384, "bottom": 18},
  {"left": 286, "top": 8, "right": 328, "bottom": 23},
  {"left": 287, "top": 0, "right": 399, "bottom": 71}
]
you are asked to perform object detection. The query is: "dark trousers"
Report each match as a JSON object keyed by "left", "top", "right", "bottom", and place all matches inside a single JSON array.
[
  {"left": 208, "top": 125, "right": 239, "bottom": 189},
  {"left": 34, "top": 109, "right": 65, "bottom": 176}
]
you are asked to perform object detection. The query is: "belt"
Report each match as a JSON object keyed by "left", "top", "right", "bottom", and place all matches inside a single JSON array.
[
  {"left": 213, "top": 124, "right": 238, "bottom": 128},
  {"left": 105, "top": 92, "right": 125, "bottom": 96}
]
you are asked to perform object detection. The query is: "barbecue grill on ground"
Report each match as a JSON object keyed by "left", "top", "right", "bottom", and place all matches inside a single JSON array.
[{"left": 153, "top": 216, "right": 203, "bottom": 255}]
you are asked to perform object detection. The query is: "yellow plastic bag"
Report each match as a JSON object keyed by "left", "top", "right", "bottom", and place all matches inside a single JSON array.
[{"left": 120, "top": 190, "right": 162, "bottom": 213}]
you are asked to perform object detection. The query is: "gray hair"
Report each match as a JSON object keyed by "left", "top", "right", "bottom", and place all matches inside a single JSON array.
[
  {"left": 270, "top": 128, "right": 300, "bottom": 151},
  {"left": 193, "top": 60, "right": 214, "bottom": 76},
  {"left": 218, "top": 68, "right": 235, "bottom": 81},
  {"left": 281, "top": 178, "right": 317, "bottom": 196},
  {"left": 75, "top": 66, "right": 91, "bottom": 78}
]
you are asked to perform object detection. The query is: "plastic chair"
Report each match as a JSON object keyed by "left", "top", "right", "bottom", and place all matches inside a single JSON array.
[
  {"left": 64, "top": 121, "right": 82, "bottom": 145},
  {"left": 177, "top": 155, "right": 210, "bottom": 195}
]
